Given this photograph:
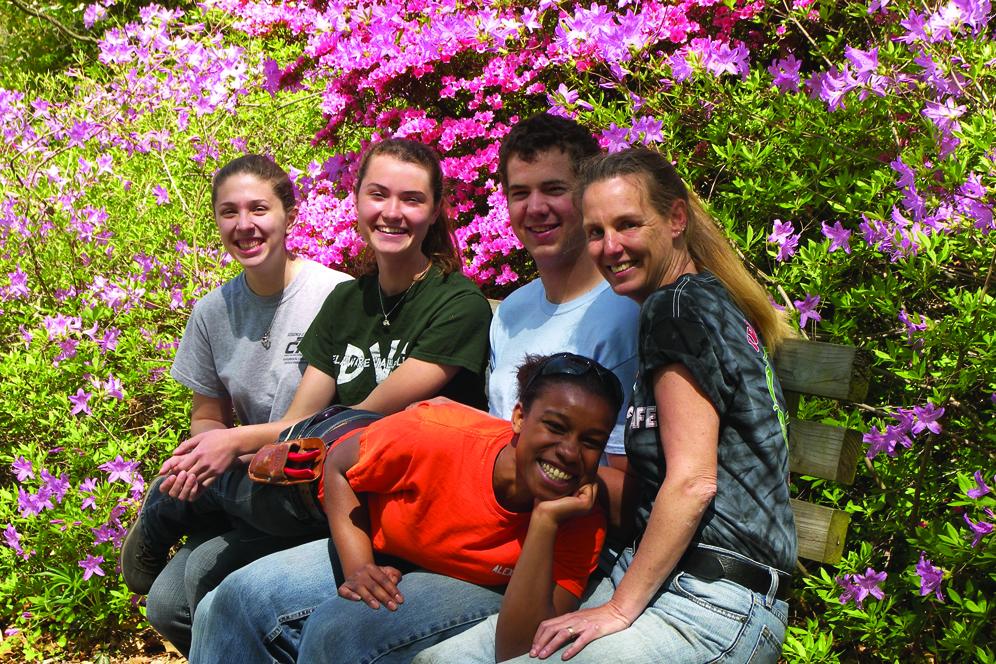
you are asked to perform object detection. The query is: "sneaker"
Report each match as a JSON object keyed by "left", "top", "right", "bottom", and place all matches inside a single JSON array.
[{"left": 120, "top": 476, "right": 172, "bottom": 594}]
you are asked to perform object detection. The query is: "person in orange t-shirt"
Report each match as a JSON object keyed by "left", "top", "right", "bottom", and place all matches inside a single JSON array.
[{"left": 188, "top": 352, "right": 624, "bottom": 664}]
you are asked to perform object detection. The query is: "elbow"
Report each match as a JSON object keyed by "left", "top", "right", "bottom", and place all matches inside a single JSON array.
[
  {"left": 673, "top": 473, "right": 717, "bottom": 511},
  {"left": 689, "top": 475, "right": 718, "bottom": 506}
]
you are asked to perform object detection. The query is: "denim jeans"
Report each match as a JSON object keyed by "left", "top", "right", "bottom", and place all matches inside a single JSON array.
[
  {"left": 414, "top": 547, "right": 789, "bottom": 664},
  {"left": 146, "top": 529, "right": 321, "bottom": 657},
  {"left": 189, "top": 538, "right": 505, "bottom": 664}
]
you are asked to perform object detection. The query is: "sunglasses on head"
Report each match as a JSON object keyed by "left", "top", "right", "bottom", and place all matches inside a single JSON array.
[{"left": 526, "top": 353, "right": 624, "bottom": 408}]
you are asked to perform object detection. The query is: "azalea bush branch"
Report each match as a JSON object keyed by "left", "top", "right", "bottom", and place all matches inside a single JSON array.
[{"left": 6, "top": 0, "right": 99, "bottom": 45}]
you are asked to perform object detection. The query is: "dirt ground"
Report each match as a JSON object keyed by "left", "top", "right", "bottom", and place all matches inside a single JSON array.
[{"left": 1, "top": 629, "right": 186, "bottom": 664}]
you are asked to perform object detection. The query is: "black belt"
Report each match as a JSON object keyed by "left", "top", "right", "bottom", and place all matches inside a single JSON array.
[{"left": 677, "top": 548, "right": 791, "bottom": 601}]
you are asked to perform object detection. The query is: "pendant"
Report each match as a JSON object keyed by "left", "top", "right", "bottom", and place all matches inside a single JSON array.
[
  {"left": 261, "top": 333, "right": 271, "bottom": 350},
  {"left": 382, "top": 318, "right": 391, "bottom": 328}
]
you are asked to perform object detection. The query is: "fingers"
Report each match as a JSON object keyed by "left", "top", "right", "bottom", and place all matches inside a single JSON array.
[
  {"left": 340, "top": 566, "right": 405, "bottom": 611},
  {"left": 172, "top": 436, "right": 201, "bottom": 456},
  {"left": 163, "top": 470, "right": 201, "bottom": 500}
]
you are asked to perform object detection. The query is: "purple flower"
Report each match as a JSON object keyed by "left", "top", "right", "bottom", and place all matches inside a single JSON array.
[
  {"left": 40, "top": 470, "right": 69, "bottom": 504},
  {"left": 768, "top": 54, "right": 802, "bottom": 93},
  {"left": 967, "top": 471, "right": 992, "bottom": 499},
  {"left": 103, "top": 375, "right": 124, "bottom": 400},
  {"left": 864, "top": 416, "right": 914, "bottom": 459},
  {"left": 898, "top": 308, "right": 927, "bottom": 346},
  {"left": 854, "top": 568, "right": 887, "bottom": 605},
  {"left": 630, "top": 116, "right": 664, "bottom": 145},
  {"left": 152, "top": 185, "right": 170, "bottom": 205},
  {"left": 601, "top": 123, "right": 632, "bottom": 153},
  {"left": 3, "top": 524, "right": 26, "bottom": 559},
  {"left": 912, "top": 402, "right": 944, "bottom": 435},
  {"left": 17, "top": 486, "right": 54, "bottom": 517},
  {"left": 6, "top": 266, "right": 29, "bottom": 299},
  {"left": 845, "top": 46, "right": 879, "bottom": 82},
  {"left": 69, "top": 388, "right": 93, "bottom": 416},
  {"left": 922, "top": 98, "right": 965, "bottom": 134},
  {"left": 821, "top": 221, "right": 852, "bottom": 254},
  {"left": 79, "top": 555, "right": 106, "bottom": 581},
  {"left": 837, "top": 570, "right": 885, "bottom": 608},
  {"left": 794, "top": 294, "right": 822, "bottom": 328},
  {"left": 839, "top": 568, "right": 887, "bottom": 607},
  {"left": 963, "top": 513, "right": 994, "bottom": 547},
  {"left": 915, "top": 553, "right": 943, "bottom": 600},
  {"left": 12, "top": 456, "right": 33, "bottom": 482},
  {"left": 768, "top": 219, "right": 800, "bottom": 262},
  {"left": 98, "top": 455, "right": 140, "bottom": 484}
]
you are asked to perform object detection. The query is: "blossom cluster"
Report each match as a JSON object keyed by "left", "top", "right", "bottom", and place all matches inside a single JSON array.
[{"left": 4, "top": 454, "right": 142, "bottom": 580}]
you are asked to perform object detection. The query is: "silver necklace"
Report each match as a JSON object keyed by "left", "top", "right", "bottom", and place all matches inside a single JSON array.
[
  {"left": 377, "top": 264, "right": 431, "bottom": 327},
  {"left": 260, "top": 303, "right": 279, "bottom": 349},
  {"left": 377, "top": 281, "right": 416, "bottom": 328}
]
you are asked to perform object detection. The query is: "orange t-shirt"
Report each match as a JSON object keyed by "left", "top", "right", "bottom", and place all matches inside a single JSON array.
[{"left": 344, "top": 402, "right": 606, "bottom": 598}]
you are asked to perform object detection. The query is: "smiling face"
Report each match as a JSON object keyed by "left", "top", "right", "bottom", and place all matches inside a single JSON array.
[
  {"left": 504, "top": 149, "right": 586, "bottom": 270},
  {"left": 510, "top": 382, "right": 614, "bottom": 503},
  {"left": 355, "top": 154, "right": 439, "bottom": 266},
  {"left": 582, "top": 174, "right": 690, "bottom": 303},
  {"left": 213, "top": 173, "right": 294, "bottom": 274}
]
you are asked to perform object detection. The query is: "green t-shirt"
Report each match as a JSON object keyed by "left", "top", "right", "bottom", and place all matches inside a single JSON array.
[{"left": 299, "top": 266, "right": 491, "bottom": 409}]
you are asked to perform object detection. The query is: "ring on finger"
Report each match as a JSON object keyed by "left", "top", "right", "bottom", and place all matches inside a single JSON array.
[{"left": 566, "top": 626, "right": 575, "bottom": 637}]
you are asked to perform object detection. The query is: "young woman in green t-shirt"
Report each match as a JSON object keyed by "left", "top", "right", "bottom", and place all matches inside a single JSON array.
[{"left": 156, "top": 138, "right": 491, "bottom": 500}]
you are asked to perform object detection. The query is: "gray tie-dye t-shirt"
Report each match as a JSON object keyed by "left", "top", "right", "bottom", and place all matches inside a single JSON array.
[{"left": 624, "top": 271, "right": 797, "bottom": 570}]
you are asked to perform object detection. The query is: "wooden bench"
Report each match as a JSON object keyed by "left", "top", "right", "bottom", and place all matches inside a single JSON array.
[
  {"left": 775, "top": 338, "right": 870, "bottom": 565},
  {"left": 487, "top": 299, "right": 869, "bottom": 565}
]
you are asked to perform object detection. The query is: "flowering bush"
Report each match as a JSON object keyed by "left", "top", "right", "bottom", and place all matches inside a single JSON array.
[{"left": 1, "top": 0, "right": 993, "bottom": 660}]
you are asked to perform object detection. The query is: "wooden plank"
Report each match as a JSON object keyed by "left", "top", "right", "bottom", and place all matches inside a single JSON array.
[
  {"left": 790, "top": 499, "right": 850, "bottom": 564},
  {"left": 775, "top": 339, "right": 870, "bottom": 402},
  {"left": 789, "top": 418, "right": 862, "bottom": 484}
]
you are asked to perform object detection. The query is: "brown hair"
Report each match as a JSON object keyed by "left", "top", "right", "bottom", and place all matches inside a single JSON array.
[
  {"left": 578, "top": 148, "right": 793, "bottom": 352},
  {"left": 354, "top": 139, "right": 461, "bottom": 275},
  {"left": 497, "top": 113, "right": 600, "bottom": 188},
  {"left": 212, "top": 155, "right": 295, "bottom": 213}
]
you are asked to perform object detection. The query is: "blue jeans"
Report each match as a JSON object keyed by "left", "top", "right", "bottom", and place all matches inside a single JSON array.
[
  {"left": 189, "top": 539, "right": 505, "bottom": 663},
  {"left": 146, "top": 529, "right": 321, "bottom": 656},
  {"left": 415, "top": 547, "right": 789, "bottom": 663}
]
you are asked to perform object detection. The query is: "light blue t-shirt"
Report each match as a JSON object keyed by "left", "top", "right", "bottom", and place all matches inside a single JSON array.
[{"left": 488, "top": 279, "right": 640, "bottom": 455}]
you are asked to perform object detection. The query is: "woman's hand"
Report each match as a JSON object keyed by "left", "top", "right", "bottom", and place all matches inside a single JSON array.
[
  {"left": 529, "top": 601, "right": 634, "bottom": 660},
  {"left": 158, "top": 429, "right": 240, "bottom": 500},
  {"left": 337, "top": 564, "right": 405, "bottom": 611},
  {"left": 533, "top": 482, "right": 598, "bottom": 526}
]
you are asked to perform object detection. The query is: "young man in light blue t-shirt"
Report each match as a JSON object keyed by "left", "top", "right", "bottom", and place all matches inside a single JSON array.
[{"left": 488, "top": 113, "right": 639, "bottom": 465}]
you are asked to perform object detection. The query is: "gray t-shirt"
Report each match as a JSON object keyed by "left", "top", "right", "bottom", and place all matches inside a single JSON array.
[{"left": 170, "top": 259, "right": 352, "bottom": 425}]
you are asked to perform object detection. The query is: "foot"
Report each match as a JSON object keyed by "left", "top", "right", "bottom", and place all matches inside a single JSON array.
[{"left": 120, "top": 476, "right": 172, "bottom": 594}]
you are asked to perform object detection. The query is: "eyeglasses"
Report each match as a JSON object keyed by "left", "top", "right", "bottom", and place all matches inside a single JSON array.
[{"left": 526, "top": 353, "right": 624, "bottom": 408}]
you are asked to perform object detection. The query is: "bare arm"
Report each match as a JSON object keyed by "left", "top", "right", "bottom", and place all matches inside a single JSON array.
[
  {"left": 353, "top": 357, "right": 460, "bottom": 414},
  {"left": 322, "top": 433, "right": 404, "bottom": 611},
  {"left": 495, "top": 484, "right": 597, "bottom": 661},
  {"left": 529, "top": 363, "right": 719, "bottom": 660},
  {"left": 188, "top": 392, "right": 234, "bottom": 436}
]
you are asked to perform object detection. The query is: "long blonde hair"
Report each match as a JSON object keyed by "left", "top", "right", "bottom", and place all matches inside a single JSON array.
[{"left": 578, "top": 148, "right": 793, "bottom": 352}]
